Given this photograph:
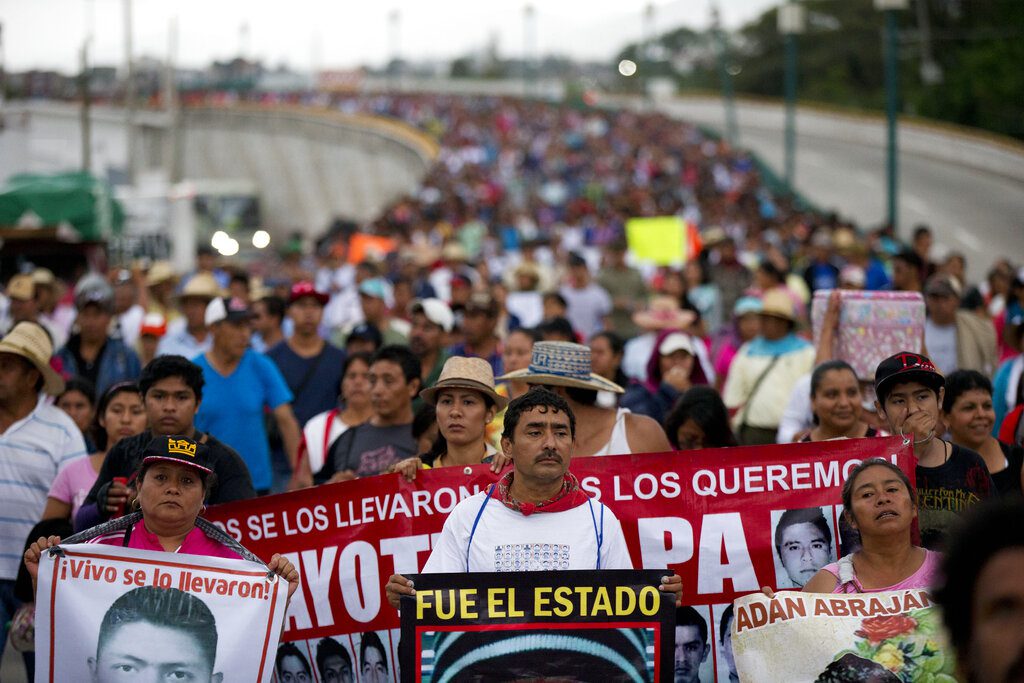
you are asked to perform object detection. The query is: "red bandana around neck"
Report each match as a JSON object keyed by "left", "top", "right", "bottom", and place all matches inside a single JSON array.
[{"left": 495, "top": 470, "right": 592, "bottom": 516}]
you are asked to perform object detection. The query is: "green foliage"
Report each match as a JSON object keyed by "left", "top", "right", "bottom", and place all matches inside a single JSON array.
[{"left": 617, "top": 0, "right": 1024, "bottom": 140}]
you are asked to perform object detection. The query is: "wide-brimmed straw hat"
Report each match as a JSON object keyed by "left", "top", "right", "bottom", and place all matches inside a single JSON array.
[
  {"left": 498, "top": 341, "right": 624, "bottom": 394},
  {"left": 420, "top": 356, "right": 509, "bottom": 409},
  {"left": 0, "top": 322, "right": 65, "bottom": 395},
  {"left": 177, "top": 273, "right": 221, "bottom": 301},
  {"left": 145, "top": 261, "right": 178, "bottom": 287},
  {"left": 759, "top": 289, "right": 797, "bottom": 322},
  {"left": 632, "top": 296, "right": 697, "bottom": 331}
]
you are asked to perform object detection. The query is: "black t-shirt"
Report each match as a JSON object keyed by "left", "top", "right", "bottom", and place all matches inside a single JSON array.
[
  {"left": 84, "top": 430, "right": 257, "bottom": 519},
  {"left": 994, "top": 440, "right": 1024, "bottom": 497},
  {"left": 316, "top": 422, "right": 416, "bottom": 482},
  {"left": 916, "top": 443, "right": 994, "bottom": 549}
]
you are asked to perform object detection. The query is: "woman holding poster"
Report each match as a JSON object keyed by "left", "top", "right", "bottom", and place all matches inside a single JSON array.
[
  {"left": 391, "top": 356, "right": 510, "bottom": 478},
  {"left": 23, "top": 435, "right": 300, "bottom": 597},
  {"left": 802, "top": 458, "right": 939, "bottom": 593}
]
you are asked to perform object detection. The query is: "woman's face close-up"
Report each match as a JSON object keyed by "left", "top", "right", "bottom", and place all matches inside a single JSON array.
[
  {"left": 58, "top": 389, "right": 94, "bottom": 434},
  {"left": 945, "top": 388, "right": 995, "bottom": 449},
  {"left": 138, "top": 462, "right": 206, "bottom": 529},
  {"left": 589, "top": 336, "right": 620, "bottom": 380},
  {"left": 848, "top": 465, "right": 916, "bottom": 536},
  {"left": 342, "top": 359, "right": 371, "bottom": 407},
  {"left": 503, "top": 331, "right": 534, "bottom": 375},
  {"left": 101, "top": 391, "right": 147, "bottom": 450},
  {"left": 812, "top": 369, "right": 862, "bottom": 433},
  {"left": 435, "top": 388, "right": 494, "bottom": 447}
]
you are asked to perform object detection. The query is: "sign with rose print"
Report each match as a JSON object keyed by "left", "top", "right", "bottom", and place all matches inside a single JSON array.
[{"left": 732, "top": 589, "right": 958, "bottom": 682}]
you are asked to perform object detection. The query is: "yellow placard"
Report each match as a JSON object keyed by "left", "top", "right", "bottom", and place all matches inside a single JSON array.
[{"left": 625, "top": 216, "right": 686, "bottom": 265}]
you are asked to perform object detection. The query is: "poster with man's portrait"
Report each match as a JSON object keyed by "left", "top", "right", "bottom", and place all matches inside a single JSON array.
[
  {"left": 770, "top": 506, "right": 840, "bottom": 590},
  {"left": 710, "top": 603, "right": 739, "bottom": 683},
  {"left": 274, "top": 630, "right": 400, "bottom": 683},
  {"left": 35, "top": 543, "right": 288, "bottom": 683}
]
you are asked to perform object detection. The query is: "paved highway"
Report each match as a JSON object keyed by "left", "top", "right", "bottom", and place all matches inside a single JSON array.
[{"left": 657, "top": 98, "right": 1024, "bottom": 283}]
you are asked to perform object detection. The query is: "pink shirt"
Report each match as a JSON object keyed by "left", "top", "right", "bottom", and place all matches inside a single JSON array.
[
  {"left": 822, "top": 549, "right": 940, "bottom": 593},
  {"left": 88, "top": 519, "right": 241, "bottom": 560},
  {"left": 47, "top": 456, "right": 100, "bottom": 519}
]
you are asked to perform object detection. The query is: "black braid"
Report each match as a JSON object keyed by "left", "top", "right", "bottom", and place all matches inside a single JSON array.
[{"left": 60, "top": 512, "right": 269, "bottom": 569}]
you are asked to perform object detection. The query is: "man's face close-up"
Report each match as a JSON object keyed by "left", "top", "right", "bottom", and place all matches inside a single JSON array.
[
  {"left": 674, "top": 625, "right": 709, "bottom": 683},
  {"left": 321, "top": 654, "right": 353, "bottom": 683},
  {"left": 90, "top": 622, "right": 221, "bottom": 683},
  {"left": 779, "top": 521, "right": 831, "bottom": 588},
  {"left": 145, "top": 376, "right": 199, "bottom": 436},
  {"left": 361, "top": 646, "right": 387, "bottom": 683},
  {"left": 369, "top": 360, "right": 415, "bottom": 421},
  {"left": 409, "top": 312, "right": 443, "bottom": 357},
  {"left": 503, "top": 404, "right": 574, "bottom": 484},
  {"left": 968, "top": 547, "right": 1024, "bottom": 683}
]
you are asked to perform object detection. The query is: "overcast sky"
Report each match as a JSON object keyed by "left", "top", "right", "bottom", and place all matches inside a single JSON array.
[{"left": 0, "top": 0, "right": 781, "bottom": 73}]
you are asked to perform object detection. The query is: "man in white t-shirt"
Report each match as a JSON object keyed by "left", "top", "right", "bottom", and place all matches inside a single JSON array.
[{"left": 385, "top": 387, "right": 681, "bottom": 607}]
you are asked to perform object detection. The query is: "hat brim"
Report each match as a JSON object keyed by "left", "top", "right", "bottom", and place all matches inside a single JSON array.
[
  {"left": 289, "top": 293, "right": 329, "bottom": 306},
  {"left": 758, "top": 309, "right": 796, "bottom": 322},
  {"left": 0, "top": 341, "right": 65, "bottom": 395},
  {"left": 875, "top": 369, "right": 944, "bottom": 401},
  {"left": 420, "top": 379, "right": 510, "bottom": 410},
  {"left": 141, "top": 455, "right": 213, "bottom": 475},
  {"left": 497, "top": 369, "right": 624, "bottom": 394},
  {"left": 632, "top": 310, "right": 697, "bottom": 331}
]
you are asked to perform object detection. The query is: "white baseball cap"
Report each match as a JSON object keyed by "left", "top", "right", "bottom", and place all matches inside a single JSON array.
[
  {"left": 658, "top": 332, "right": 696, "bottom": 356},
  {"left": 410, "top": 298, "right": 455, "bottom": 333}
]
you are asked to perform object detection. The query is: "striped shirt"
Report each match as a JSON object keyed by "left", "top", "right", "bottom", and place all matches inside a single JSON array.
[{"left": 0, "top": 396, "right": 87, "bottom": 579}]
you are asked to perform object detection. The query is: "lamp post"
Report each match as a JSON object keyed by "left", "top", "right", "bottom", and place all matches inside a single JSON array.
[
  {"left": 711, "top": 4, "right": 738, "bottom": 146},
  {"left": 523, "top": 4, "right": 535, "bottom": 98},
  {"left": 777, "top": 2, "right": 804, "bottom": 192},
  {"left": 875, "top": 0, "right": 907, "bottom": 233}
]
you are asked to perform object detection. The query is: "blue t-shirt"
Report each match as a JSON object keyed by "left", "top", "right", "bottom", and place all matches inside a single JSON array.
[
  {"left": 266, "top": 341, "right": 346, "bottom": 426},
  {"left": 194, "top": 350, "right": 293, "bottom": 491}
]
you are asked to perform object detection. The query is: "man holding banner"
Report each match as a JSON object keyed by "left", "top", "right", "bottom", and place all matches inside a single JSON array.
[{"left": 385, "top": 386, "right": 682, "bottom": 606}]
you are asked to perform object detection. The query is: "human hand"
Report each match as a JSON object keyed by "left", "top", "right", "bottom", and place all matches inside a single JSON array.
[
  {"left": 390, "top": 458, "right": 422, "bottom": 482},
  {"left": 287, "top": 471, "right": 314, "bottom": 491},
  {"left": 825, "top": 290, "right": 842, "bottom": 330},
  {"left": 105, "top": 481, "right": 134, "bottom": 515},
  {"left": 659, "top": 574, "right": 683, "bottom": 606},
  {"left": 24, "top": 535, "right": 62, "bottom": 584},
  {"left": 761, "top": 585, "right": 776, "bottom": 598},
  {"left": 267, "top": 553, "right": 300, "bottom": 600},
  {"left": 663, "top": 366, "right": 692, "bottom": 392},
  {"left": 328, "top": 470, "right": 357, "bottom": 484},
  {"left": 489, "top": 451, "right": 512, "bottom": 474},
  {"left": 902, "top": 408, "right": 936, "bottom": 444},
  {"left": 385, "top": 574, "right": 415, "bottom": 610}
]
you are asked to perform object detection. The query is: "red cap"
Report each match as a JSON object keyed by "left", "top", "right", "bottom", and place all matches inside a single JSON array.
[{"left": 289, "top": 281, "right": 329, "bottom": 306}]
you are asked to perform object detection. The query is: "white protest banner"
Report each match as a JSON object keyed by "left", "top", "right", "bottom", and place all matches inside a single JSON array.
[
  {"left": 35, "top": 543, "right": 288, "bottom": 683},
  {"left": 732, "top": 590, "right": 957, "bottom": 682}
]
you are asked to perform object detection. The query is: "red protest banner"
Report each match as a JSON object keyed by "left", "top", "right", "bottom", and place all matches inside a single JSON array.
[{"left": 205, "top": 436, "right": 912, "bottom": 648}]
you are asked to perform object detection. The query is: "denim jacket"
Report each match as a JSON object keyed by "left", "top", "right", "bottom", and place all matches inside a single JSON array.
[{"left": 57, "top": 335, "right": 142, "bottom": 395}]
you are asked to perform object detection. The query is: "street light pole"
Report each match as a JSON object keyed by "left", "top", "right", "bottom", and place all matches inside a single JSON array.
[
  {"left": 124, "top": 0, "right": 136, "bottom": 185},
  {"left": 523, "top": 4, "right": 535, "bottom": 98},
  {"left": 778, "top": 2, "right": 804, "bottom": 192},
  {"left": 711, "top": 4, "right": 738, "bottom": 146},
  {"left": 875, "top": 0, "right": 907, "bottom": 233}
]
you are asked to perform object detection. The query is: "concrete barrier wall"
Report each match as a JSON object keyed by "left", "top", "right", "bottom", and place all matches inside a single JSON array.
[{"left": 604, "top": 94, "right": 1024, "bottom": 184}]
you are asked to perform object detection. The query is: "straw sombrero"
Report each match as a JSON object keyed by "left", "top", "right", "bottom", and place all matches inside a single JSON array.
[
  {"left": 420, "top": 356, "right": 509, "bottom": 410},
  {"left": 0, "top": 322, "right": 65, "bottom": 395},
  {"left": 498, "top": 341, "right": 624, "bottom": 394}
]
